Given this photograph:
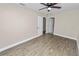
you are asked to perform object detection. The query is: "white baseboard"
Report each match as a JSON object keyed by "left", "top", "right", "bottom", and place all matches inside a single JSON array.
[
  {"left": 0, "top": 34, "right": 42, "bottom": 53},
  {"left": 54, "top": 33, "right": 77, "bottom": 40},
  {"left": 78, "top": 47, "right": 79, "bottom": 56}
]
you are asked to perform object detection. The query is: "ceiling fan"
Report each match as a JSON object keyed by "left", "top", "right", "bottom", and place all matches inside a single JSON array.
[{"left": 39, "top": 3, "right": 61, "bottom": 12}]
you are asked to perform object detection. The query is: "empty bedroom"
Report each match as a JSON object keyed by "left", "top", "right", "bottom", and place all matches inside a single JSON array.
[{"left": 0, "top": 3, "right": 79, "bottom": 56}]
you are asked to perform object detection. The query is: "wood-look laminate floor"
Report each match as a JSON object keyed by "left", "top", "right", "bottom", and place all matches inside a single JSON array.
[{"left": 0, "top": 34, "right": 78, "bottom": 56}]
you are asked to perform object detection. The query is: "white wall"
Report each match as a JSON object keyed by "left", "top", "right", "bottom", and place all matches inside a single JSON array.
[
  {"left": 54, "top": 10, "right": 79, "bottom": 40},
  {"left": 0, "top": 3, "right": 42, "bottom": 49}
]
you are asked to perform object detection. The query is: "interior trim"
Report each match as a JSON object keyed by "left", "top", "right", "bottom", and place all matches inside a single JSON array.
[
  {"left": 54, "top": 33, "right": 76, "bottom": 40},
  {"left": 0, "top": 34, "right": 42, "bottom": 53}
]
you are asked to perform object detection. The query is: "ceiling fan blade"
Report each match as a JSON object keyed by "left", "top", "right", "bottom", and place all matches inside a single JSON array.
[
  {"left": 52, "top": 3, "right": 58, "bottom": 5},
  {"left": 39, "top": 7, "right": 48, "bottom": 10},
  {"left": 40, "top": 3, "right": 47, "bottom": 6},
  {"left": 19, "top": 3, "right": 25, "bottom": 6},
  {"left": 51, "top": 6, "right": 61, "bottom": 9}
]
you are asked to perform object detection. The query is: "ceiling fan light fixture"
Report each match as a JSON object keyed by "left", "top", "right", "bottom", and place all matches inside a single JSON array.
[{"left": 48, "top": 7, "right": 51, "bottom": 10}]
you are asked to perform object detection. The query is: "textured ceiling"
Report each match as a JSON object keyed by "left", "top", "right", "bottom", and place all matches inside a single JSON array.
[{"left": 19, "top": 3, "right": 79, "bottom": 15}]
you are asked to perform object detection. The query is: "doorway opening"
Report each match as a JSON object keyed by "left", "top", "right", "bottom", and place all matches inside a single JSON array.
[
  {"left": 37, "top": 16, "right": 55, "bottom": 35},
  {"left": 50, "top": 17, "right": 55, "bottom": 35},
  {"left": 46, "top": 17, "right": 55, "bottom": 35},
  {"left": 43, "top": 17, "right": 46, "bottom": 34}
]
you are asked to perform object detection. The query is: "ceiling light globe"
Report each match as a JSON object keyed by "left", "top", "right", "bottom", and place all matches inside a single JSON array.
[{"left": 48, "top": 7, "right": 51, "bottom": 10}]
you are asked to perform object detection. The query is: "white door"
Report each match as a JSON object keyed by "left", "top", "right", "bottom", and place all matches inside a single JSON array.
[
  {"left": 48, "top": 18, "right": 53, "bottom": 34},
  {"left": 37, "top": 16, "right": 43, "bottom": 35}
]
